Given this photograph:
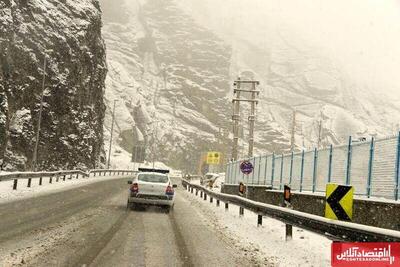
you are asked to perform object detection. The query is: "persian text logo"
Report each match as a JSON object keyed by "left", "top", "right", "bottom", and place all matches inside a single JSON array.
[{"left": 332, "top": 242, "right": 400, "bottom": 267}]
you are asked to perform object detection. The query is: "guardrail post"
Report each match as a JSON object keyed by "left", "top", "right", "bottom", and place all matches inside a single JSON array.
[
  {"left": 395, "top": 133, "right": 400, "bottom": 200},
  {"left": 289, "top": 151, "right": 294, "bottom": 185},
  {"left": 312, "top": 148, "right": 318, "bottom": 192},
  {"left": 210, "top": 196, "right": 213, "bottom": 203},
  {"left": 279, "top": 154, "right": 284, "bottom": 190},
  {"left": 257, "top": 215, "right": 262, "bottom": 226},
  {"left": 239, "top": 206, "right": 244, "bottom": 216},
  {"left": 63, "top": 175, "right": 66, "bottom": 181},
  {"left": 346, "top": 136, "right": 353, "bottom": 185},
  {"left": 94, "top": 172, "right": 96, "bottom": 177},
  {"left": 225, "top": 202, "right": 229, "bottom": 210},
  {"left": 39, "top": 176, "right": 43, "bottom": 185},
  {"left": 13, "top": 179, "right": 18, "bottom": 190},
  {"left": 49, "top": 176, "right": 52, "bottom": 184},
  {"left": 196, "top": 189, "right": 198, "bottom": 196},
  {"left": 76, "top": 173, "right": 79, "bottom": 179},
  {"left": 69, "top": 174, "right": 72, "bottom": 180},
  {"left": 300, "top": 150, "right": 305, "bottom": 192},
  {"left": 367, "top": 137, "right": 375, "bottom": 198},
  {"left": 285, "top": 224, "right": 293, "bottom": 241},
  {"left": 204, "top": 193, "right": 207, "bottom": 201},
  {"left": 56, "top": 175, "right": 59, "bottom": 182},
  {"left": 27, "top": 178, "right": 32, "bottom": 188},
  {"left": 200, "top": 191, "right": 203, "bottom": 198},
  {"left": 216, "top": 199, "right": 220, "bottom": 206},
  {"left": 271, "top": 153, "right": 275, "bottom": 186},
  {"left": 109, "top": 171, "right": 112, "bottom": 176},
  {"left": 191, "top": 187, "right": 193, "bottom": 193},
  {"left": 327, "top": 144, "right": 333, "bottom": 183}
]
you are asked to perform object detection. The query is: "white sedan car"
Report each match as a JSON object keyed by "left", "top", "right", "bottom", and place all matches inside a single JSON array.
[{"left": 127, "top": 168, "right": 177, "bottom": 212}]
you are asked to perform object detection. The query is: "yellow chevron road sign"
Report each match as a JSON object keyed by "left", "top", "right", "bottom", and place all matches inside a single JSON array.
[
  {"left": 206, "top": 152, "right": 221, "bottom": 165},
  {"left": 325, "top": 184, "right": 354, "bottom": 221}
]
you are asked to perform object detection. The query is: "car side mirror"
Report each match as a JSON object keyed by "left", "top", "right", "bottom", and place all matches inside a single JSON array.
[
  {"left": 173, "top": 184, "right": 177, "bottom": 188},
  {"left": 127, "top": 180, "right": 133, "bottom": 184}
]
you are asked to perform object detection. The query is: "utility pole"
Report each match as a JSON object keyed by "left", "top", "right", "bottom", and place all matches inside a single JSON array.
[
  {"left": 231, "top": 78, "right": 241, "bottom": 161},
  {"left": 231, "top": 78, "right": 260, "bottom": 159},
  {"left": 152, "top": 121, "right": 158, "bottom": 169},
  {"left": 32, "top": 51, "right": 51, "bottom": 171},
  {"left": 317, "top": 119, "right": 323, "bottom": 149},
  {"left": 107, "top": 100, "right": 117, "bottom": 169},
  {"left": 248, "top": 81, "right": 258, "bottom": 157},
  {"left": 290, "top": 109, "right": 297, "bottom": 152}
]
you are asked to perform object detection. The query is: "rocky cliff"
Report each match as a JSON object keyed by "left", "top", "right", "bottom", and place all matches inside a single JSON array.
[{"left": 0, "top": 0, "right": 107, "bottom": 170}]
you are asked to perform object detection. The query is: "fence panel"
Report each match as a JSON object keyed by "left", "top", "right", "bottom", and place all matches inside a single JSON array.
[
  {"left": 233, "top": 161, "right": 240, "bottom": 184},
  {"left": 265, "top": 155, "right": 273, "bottom": 185},
  {"left": 315, "top": 148, "right": 331, "bottom": 192},
  {"left": 227, "top": 162, "right": 233, "bottom": 184},
  {"left": 291, "top": 152, "right": 303, "bottom": 190},
  {"left": 371, "top": 138, "right": 397, "bottom": 199},
  {"left": 257, "top": 155, "right": 267, "bottom": 185},
  {"left": 302, "top": 151, "right": 314, "bottom": 191},
  {"left": 330, "top": 145, "right": 348, "bottom": 185},
  {"left": 273, "top": 156, "right": 282, "bottom": 189},
  {"left": 229, "top": 135, "right": 400, "bottom": 200},
  {"left": 350, "top": 142, "right": 371, "bottom": 195},
  {"left": 281, "top": 154, "right": 292, "bottom": 187}
]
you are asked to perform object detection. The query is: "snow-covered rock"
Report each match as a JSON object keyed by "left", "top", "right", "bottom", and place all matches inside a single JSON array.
[{"left": 0, "top": 0, "right": 107, "bottom": 171}]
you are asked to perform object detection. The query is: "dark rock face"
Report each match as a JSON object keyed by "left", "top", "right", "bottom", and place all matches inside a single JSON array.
[{"left": 0, "top": 0, "right": 107, "bottom": 170}]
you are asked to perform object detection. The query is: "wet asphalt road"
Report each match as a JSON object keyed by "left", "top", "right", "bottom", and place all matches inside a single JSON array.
[{"left": 0, "top": 178, "right": 254, "bottom": 266}]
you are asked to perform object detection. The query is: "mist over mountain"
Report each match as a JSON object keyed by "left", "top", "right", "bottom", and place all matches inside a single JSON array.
[{"left": 100, "top": 0, "right": 400, "bottom": 173}]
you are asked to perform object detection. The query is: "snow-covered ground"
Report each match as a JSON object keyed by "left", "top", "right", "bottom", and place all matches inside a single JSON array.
[
  {"left": 0, "top": 175, "right": 131, "bottom": 204},
  {"left": 183, "top": 187, "right": 331, "bottom": 266}
]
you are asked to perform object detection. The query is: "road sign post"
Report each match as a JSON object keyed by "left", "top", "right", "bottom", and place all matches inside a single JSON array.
[
  {"left": 240, "top": 160, "right": 253, "bottom": 199},
  {"left": 325, "top": 184, "right": 354, "bottom": 221},
  {"left": 284, "top": 185, "right": 292, "bottom": 241}
]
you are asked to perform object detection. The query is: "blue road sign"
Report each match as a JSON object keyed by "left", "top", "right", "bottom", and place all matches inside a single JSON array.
[{"left": 240, "top": 160, "right": 253, "bottom": 175}]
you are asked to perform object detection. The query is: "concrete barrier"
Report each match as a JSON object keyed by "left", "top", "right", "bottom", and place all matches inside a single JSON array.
[{"left": 221, "top": 184, "right": 400, "bottom": 231}]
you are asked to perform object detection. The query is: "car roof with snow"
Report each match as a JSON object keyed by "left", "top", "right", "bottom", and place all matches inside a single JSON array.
[{"left": 138, "top": 168, "right": 170, "bottom": 174}]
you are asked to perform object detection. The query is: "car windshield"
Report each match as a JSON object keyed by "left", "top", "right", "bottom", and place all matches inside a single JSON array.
[{"left": 138, "top": 173, "right": 168, "bottom": 183}]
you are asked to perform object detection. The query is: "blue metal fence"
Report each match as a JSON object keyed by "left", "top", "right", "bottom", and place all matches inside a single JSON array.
[{"left": 226, "top": 134, "right": 400, "bottom": 200}]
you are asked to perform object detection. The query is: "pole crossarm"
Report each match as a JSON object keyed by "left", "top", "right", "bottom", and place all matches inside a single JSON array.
[
  {"left": 234, "top": 89, "right": 261, "bottom": 94},
  {"left": 234, "top": 80, "right": 260, "bottom": 85},
  {"left": 232, "top": 99, "right": 259, "bottom": 103}
]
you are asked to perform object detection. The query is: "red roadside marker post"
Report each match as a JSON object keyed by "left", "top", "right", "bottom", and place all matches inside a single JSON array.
[{"left": 284, "top": 185, "right": 293, "bottom": 241}]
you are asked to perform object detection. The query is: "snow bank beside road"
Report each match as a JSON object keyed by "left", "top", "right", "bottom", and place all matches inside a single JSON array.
[
  {"left": 0, "top": 175, "right": 131, "bottom": 204},
  {"left": 183, "top": 188, "right": 331, "bottom": 266}
]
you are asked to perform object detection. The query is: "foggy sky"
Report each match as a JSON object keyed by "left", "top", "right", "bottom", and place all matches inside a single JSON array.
[{"left": 177, "top": 0, "right": 400, "bottom": 99}]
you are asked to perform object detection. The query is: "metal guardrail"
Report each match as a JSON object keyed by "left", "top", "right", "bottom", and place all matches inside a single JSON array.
[
  {"left": 0, "top": 169, "right": 137, "bottom": 190},
  {"left": 88, "top": 169, "right": 137, "bottom": 177},
  {"left": 182, "top": 179, "right": 400, "bottom": 242}
]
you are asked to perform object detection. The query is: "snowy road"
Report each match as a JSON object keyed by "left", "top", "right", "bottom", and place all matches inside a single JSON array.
[{"left": 0, "top": 178, "right": 256, "bottom": 266}]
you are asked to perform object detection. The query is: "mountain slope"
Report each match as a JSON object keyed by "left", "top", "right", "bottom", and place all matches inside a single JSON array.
[
  {"left": 100, "top": 0, "right": 232, "bottom": 171},
  {"left": 101, "top": 0, "right": 400, "bottom": 173}
]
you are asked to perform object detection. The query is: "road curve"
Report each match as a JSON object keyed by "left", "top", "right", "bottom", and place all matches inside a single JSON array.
[{"left": 0, "top": 178, "right": 255, "bottom": 266}]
